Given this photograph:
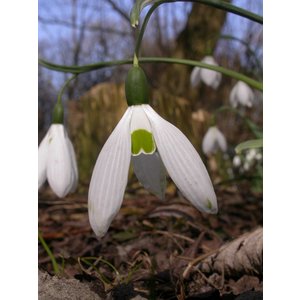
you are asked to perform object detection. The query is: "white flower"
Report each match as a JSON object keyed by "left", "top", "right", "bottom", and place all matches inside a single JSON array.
[
  {"left": 190, "top": 56, "right": 222, "bottom": 89},
  {"left": 38, "top": 124, "right": 78, "bottom": 198},
  {"left": 233, "top": 155, "right": 242, "bottom": 167},
  {"left": 88, "top": 104, "right": 217, "bottom": 237},
  {"left": 202, "top": 126, "right": 227, "bottom": 156},
  {"left": 229, "top": 81, "right": 254, "bottom": 108}
]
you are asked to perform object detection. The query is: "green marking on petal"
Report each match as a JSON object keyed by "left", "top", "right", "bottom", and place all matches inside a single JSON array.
[
  {"left": 131, "top": 129, "right": 156, "bottom": 155},
  {"left": 206, "top": 198, "right": 213, "bottom": 210}
]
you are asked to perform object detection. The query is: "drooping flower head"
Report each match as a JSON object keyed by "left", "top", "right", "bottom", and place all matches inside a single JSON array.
[
  {"left": 190, "top": 56, "right": 222, "bottom": 89},
  {"left": 202, "top": 126, "right": 227, "bottom": 156},
  {"left": 88, "top": 65, "right": 218, "bottom": 238},
  {"left": 38, "top": 102, "right": 78, "bottom": 198},
  {"left": 229, "top": 81, "right": 254, "bottom": 108}
]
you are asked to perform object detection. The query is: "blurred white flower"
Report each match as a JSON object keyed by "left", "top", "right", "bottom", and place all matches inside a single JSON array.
[
  {"left": 233, "top": 155, "right": 242, "bottom": 167},
  {"left": 202, "top": 126, "right": 227, "bottom": 156},
  {"left": 89, "top": 104, "right": 218, "bottom": 237},
  {"left": 245, "top": 148, "right": 258, "bottom": 162},
  {"left": 38, "top": 124, "right": 78, "bottom": 198},
  {"left": 190, "top": 56, "right": 222, "bottom": 89},
  {"left": 229, "top": 81, "right": 254, "bottom": 108}
]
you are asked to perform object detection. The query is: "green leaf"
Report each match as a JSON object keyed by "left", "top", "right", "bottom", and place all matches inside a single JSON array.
[{"left": 235, "top": 139, "right": 263, "bottom": 154}]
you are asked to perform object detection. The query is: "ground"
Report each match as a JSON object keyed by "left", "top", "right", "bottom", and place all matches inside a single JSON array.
[{"left": 38, "top": 181, "right": 262, "bottom": 300}]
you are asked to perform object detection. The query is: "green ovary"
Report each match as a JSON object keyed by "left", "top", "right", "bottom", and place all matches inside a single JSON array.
[{"left": 131, "top": 129, "right": 156, "bottom": 155}]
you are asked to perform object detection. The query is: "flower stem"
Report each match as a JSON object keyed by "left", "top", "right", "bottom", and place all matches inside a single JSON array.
[
  {"left": 57, "top": 74, "right": 78, "bottom": 104},
  {"left": 134, "top": 0, "right": 263, "bottom": 59},
  {"left": 39, "top": 57, "right": 262, "bottom": 91}
]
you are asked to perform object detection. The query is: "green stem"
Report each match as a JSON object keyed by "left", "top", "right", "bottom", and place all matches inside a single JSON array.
[
  {"left": 38, "top": 231, "right": 60, "bottom": 274},
  {"left": 57, "top": 74, "right": 78, "bottom": 104},
  {"left": 134, "top": 0, "right": 263, "bottom": 58},
  {"left": 39, "top": 57, "right": 263, "bottom": 91},
  {"left": 142, "top": 57, "right": 263, "bottom": 90}
]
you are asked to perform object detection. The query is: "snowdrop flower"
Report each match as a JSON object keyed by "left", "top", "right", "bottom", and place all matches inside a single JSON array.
[
  {"left": 39, "top": 123, "right": 78, "bottom": 198},
  {"left": 233, "top": 155, "right": 242, "bottom": 168},
  {"left": 89, "top": 66, "right": 218, "bottom": 238},
  {"left": 190, "top": 56, "right": 222, "bottom": 89},
  {"left": 229, "top": 81, "right": 254, "bottom": 108},
  {"left": 202, "top": 126, "right": 227, "bottom": 156}
]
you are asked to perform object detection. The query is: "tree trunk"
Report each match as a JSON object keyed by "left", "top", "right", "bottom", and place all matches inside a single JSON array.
[{"left": 157, "top": 2, "right": 230, "bottom": 106}]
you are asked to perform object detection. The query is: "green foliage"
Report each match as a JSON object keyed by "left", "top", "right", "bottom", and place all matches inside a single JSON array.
[{"left": 235, "top": 139, "right": 263, "bottom": 154}]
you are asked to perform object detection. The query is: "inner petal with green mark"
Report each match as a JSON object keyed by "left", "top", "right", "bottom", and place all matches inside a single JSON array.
[
  {"left": 130, "top": 105, "right": 156, "bottom": 156},
  {"left": 131, "top": 129, "right": 156, "bottom": 155}
]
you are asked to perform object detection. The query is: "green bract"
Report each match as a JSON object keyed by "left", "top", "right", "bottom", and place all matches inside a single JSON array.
[{"left": 125, "top": 65, "right": 150, "bottom": 106}]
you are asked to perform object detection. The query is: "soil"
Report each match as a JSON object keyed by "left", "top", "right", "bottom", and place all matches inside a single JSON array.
[{"left": 38, "top": 181, "right": 263, "bottom": 299}]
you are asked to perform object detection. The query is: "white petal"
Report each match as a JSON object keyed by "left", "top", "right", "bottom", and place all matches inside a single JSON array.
[
  {"left": 190, "top": 67, "right": 201, "bottom": 87},
  {"left": 210, "top": 72, "right": 222, "bottom": 90},
  {"left": 66, "top": 137, "right": 78, "bottom": 193},
  {"left": 88, "top": 107, "right": 132, "bottom": 237},
  {"left": 200, "top": 69, "right": 221, "bottom": 89},
  {"left": 200, "top": 56, "right": 222, "bottom": 89},
  {"left": 46, "top": 125, "right": 76, "bottom": 198},
  {"left": 202, "top": 127, "right": 218, "bottom": 155},
  {"left": 214, "top": 127, "right": 227, "bottom": 152},
  {"left": 237, "top": 81, "right": 254, "bottom": 107},
  {"left": 130, "top": 105, "right": 152, "bottom": 133},
  {"left": 229, "top": 86, "right": 238, "bottom": 108},
  {"left": 132, "top": 152, "right": 166, "bottom": 200},
  {"left": 143, "top": 105, "right": 217, "bottom": 214},
  {"left": 38, "top": 131, "right": 50, "bottom": 189}
]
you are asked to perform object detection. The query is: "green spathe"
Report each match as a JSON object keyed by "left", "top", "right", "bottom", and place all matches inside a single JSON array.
[
  {"left": 125, "top": 65, "right": 150, "bottom": 106},
  {"left": 131, "top": 129, "right": 156, "bottom": 155},
  {"left": 52, "top": 102, "right": 64, "bottom": 124}
]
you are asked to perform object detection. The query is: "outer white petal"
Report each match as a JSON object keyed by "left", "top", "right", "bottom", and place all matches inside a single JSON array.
[
  {"left": 132, "top": 152, "right": 166, "bottom": 200},
  {"left": 190, "top": 67, "right": 201, "bottom": 87},
  {"left": 143, "top": 105, "right": 217, "bottom": 214},
  {"left": 47, "top": 125, "right": 75, "bottom": 198},
  {"left": 214, "top": 127, "right": 227, "bottom": 152},
  {"left": 38, "top": 131, "right": 50, "bottom": 189},
  {"left": 236, "top": 81, "right": 254, "bottom": 107},
  {"left": 66, "top": 137, "right": 78, "bottom": 193},
  {"left": 229, "top": 86, "right": 238, "bottom": 108},
  {"left": 88, "top": 107, "right": 132, "bottom": 237},
  {"left": 200, "top": 56, "right": 222, "bottom": 89},
  {"left": 202, "top": 127, "right": 217, "bottom": 155}
]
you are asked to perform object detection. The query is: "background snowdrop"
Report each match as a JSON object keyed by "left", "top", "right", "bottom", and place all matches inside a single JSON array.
[
  {"left": 190, "top": 56, "right": 222, "bottom": 89},
  {"left": 229, "top": 81, "right": 254, "bottom": 108},
  {"left": 202, "top": 126, "right": 227, "bottom": 156},
  {"left": 39, "top": 124, "right": 78, "bottom": 197}
]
